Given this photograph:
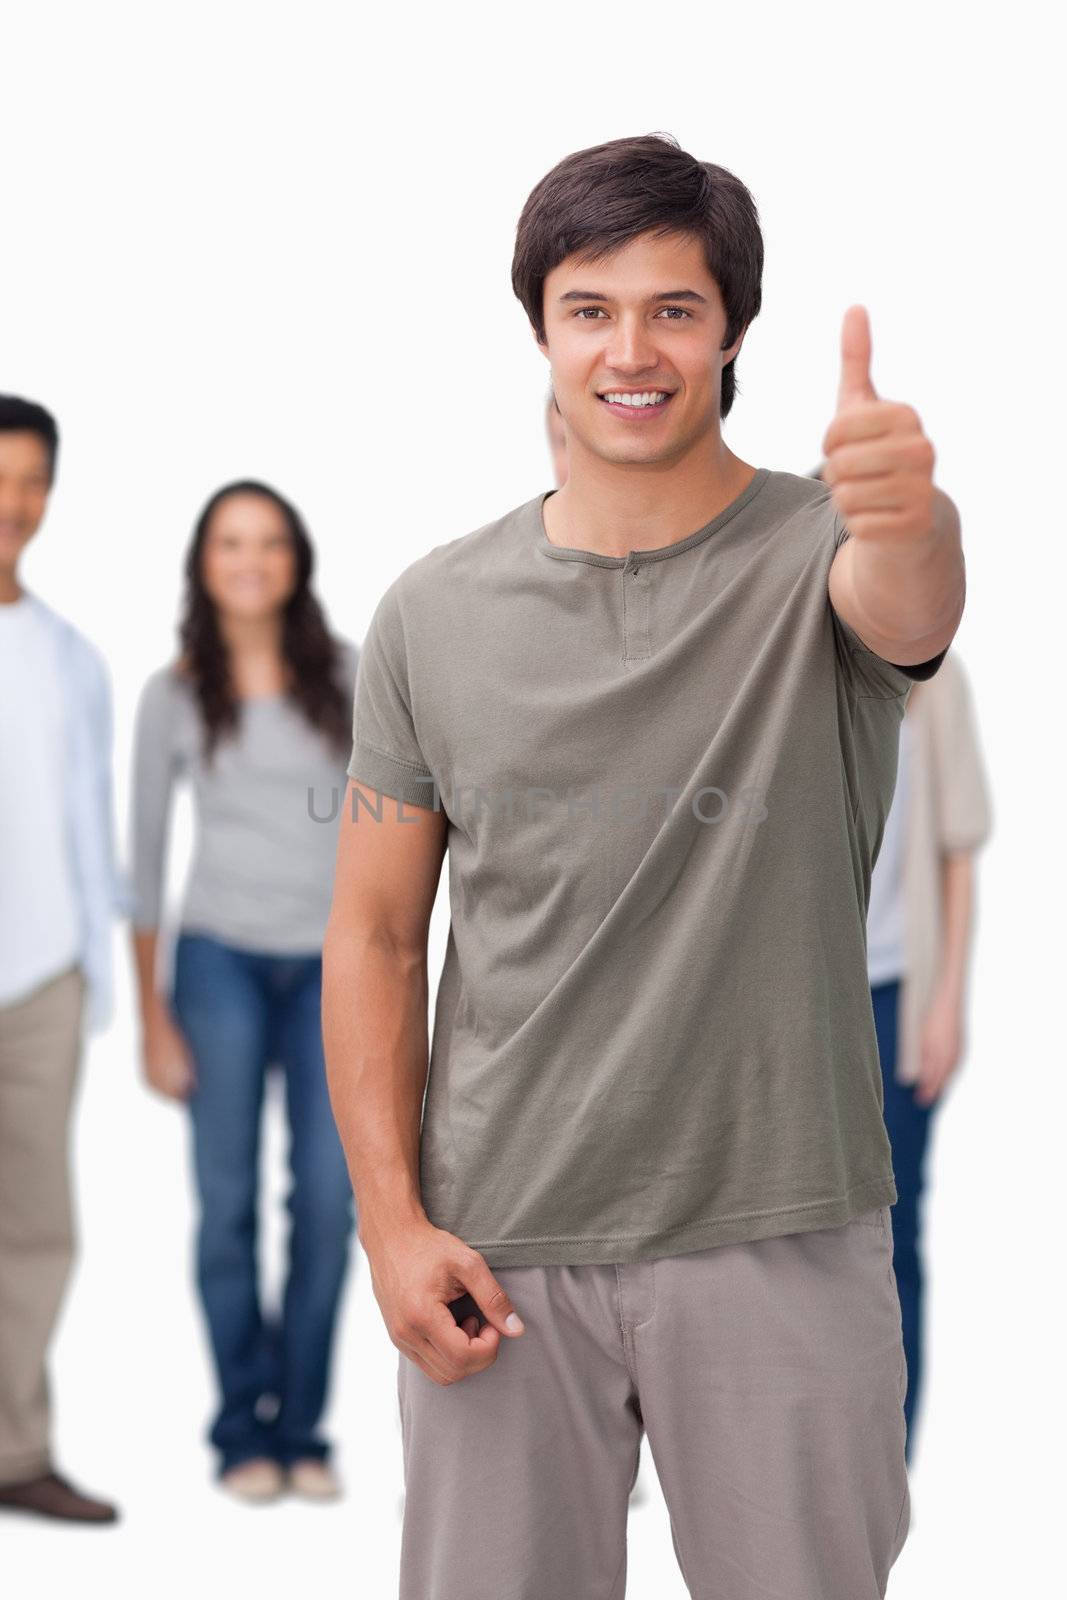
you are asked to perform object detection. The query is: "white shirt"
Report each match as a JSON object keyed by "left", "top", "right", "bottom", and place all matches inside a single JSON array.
[
  {"left": 0, "top": 594, "right": 82, "bottom": 1005},
  {"left": 866, "top": 711, "right": 912, "bottom": 986}
]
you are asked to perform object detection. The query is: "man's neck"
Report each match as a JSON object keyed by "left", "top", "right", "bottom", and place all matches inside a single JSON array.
[
  {"left": 0, "top": 566, "right": 24, "bottom": 605},
  {"left": 544, "top": 440, "right": 758, "bottom": 559}
]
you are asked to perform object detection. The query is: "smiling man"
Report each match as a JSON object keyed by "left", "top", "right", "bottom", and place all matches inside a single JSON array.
[
  {"left": 323, "top": 134, "right": 964, "bottom": 1599},
  {"left": 0, "top": 396, "right": 122, "bottom": 1525}
]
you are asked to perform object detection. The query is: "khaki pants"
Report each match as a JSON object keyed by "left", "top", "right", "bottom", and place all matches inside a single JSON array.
[
  {"left": 398, "top": 1208, "right": 910, "bottom": 1599},
  {"left": 0, "top": 965, "right": 85, "bottom": 1487}
]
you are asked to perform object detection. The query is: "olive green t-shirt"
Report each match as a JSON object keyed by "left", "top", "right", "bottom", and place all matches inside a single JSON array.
[{"left": 347, "top": 468, "right": 945, "bottom": 1267}]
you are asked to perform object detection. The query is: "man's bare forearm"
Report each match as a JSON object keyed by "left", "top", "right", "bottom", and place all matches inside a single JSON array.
[
  {"left": 933, "top": 851, "right": 976, "bottom": 1008},
  {"left": 322, "top": 920, "right": 432, "bottom": 1252},
  {"left": 842, "top": 489, "right": 965, "bottom": 661}
]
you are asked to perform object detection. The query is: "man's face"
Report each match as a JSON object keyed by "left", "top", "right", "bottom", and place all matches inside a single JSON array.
[
  {"left": 0, "top": 432, "right": 52, "bottom": 570},
  {"left": 538, "top": 230, "right": 743, "bottom": 471}
]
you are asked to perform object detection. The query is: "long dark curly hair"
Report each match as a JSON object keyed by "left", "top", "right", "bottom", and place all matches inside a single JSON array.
[{"left": 177, "top": 479, "right": 352, "bottom": 763}]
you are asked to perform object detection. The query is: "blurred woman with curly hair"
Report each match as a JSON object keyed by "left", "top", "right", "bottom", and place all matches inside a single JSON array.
[{"left": 129, "top": 480, "right": 359, "bottom": 1504}]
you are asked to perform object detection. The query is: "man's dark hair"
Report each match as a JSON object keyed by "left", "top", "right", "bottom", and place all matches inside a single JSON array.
[
  {"left": 512, "top": 134, "right": 763, "bottom": 419},
  {"left": 0, "top": 394, "right": 60, "bottom": 483}
]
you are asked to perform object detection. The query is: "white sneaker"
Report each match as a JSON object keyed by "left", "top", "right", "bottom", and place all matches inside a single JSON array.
[
  {"left": 220, "top": 1458, "right": 284, "bottom": 1503},
  {"left": 287, "top": 1460, "right": 342, "bottom": 1501}
]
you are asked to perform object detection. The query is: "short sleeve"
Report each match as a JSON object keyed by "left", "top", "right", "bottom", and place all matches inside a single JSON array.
[
  {"left": 128, "top": 668, "right": 183, "bottom": 928},
  {"left": 347, "top": 581, "right": 439, "bottom": 810},
  {"left": 831, "top": 514, "right": 948, "bottom": 695}
]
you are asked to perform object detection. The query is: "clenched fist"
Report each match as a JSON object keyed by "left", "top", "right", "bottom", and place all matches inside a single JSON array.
[{"left": 822, "top": 306, "right": 937, "bottom": 545}]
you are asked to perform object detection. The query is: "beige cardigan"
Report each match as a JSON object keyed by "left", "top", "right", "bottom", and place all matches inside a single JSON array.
[{"left": 895, "top": 651, "right": 993, "bottom": 1084}]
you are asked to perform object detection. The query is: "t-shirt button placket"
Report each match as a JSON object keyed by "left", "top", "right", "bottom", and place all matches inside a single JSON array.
[{"left": 622, "top": 554, "right": 650, "bottom": 661}]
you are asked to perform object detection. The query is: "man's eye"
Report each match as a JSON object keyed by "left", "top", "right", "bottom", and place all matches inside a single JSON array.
[
  {"left": 657, "top": 306, "right": 692, "bottom": 320},
  {"left": 575, "top": 307, "right": 608, "bottom": 320}
]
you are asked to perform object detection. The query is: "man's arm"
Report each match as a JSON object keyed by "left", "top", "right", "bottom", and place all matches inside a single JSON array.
[
  {"left": 914, "top": 850, "right": 976, "bottom": 1107},
  {"left": 824, "top": 307, "right": 966, "bottom": 668},
  {"left": 322, "top": 778, "right": 525, "bottom": 1385}
]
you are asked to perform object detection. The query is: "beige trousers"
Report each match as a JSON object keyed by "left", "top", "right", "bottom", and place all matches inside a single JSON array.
[
  {"left": 398, "top": 1208, "right": 910, "bottom": 1599},
  {"left": 0, "top": 964, "right": 85, "bottom": 1486}
]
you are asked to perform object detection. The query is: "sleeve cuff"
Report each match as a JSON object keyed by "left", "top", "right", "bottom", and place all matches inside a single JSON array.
[
  {"left": 347, "top": 742, "right": 441, "bottom": 812},
  {"left": 892, "top": 649, "right": 948, "bottom": 682},
  {"left": 834, "top": 610, "right": 947, "bottom": 696}
]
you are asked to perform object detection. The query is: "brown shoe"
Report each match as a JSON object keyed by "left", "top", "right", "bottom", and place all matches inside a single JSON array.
[{"left": 0, "top": 1470, "right": 119, "bottom": 1524}]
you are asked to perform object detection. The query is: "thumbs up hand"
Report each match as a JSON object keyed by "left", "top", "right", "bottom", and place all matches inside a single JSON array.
[{"left": 821, "top": 306, "right": 936, "bottom": 544}]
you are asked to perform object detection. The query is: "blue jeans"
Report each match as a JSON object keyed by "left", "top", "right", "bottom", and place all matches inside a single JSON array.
[
  {"left": 871, "top": 978, "right": 936, "bottom": 1465},
  {"left": 171, "top": 932, "right": 356, "bottom": 1474}
]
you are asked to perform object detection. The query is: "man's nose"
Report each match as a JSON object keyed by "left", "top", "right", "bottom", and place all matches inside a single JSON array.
[{"left": 604, "top": 316, "right": 659, "bottom": 375}]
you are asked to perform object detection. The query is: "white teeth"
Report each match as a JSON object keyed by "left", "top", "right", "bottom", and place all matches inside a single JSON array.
[{"left": 602, "top": 391, "right": 668, "bottom": 407}]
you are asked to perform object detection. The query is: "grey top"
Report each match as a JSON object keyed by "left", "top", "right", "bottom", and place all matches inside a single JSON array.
[
  {"left": 131, "top": 641, "right": 359, "bottom": 953},
  {"left": 348, "top": 470, "right": 946, "bottom": 1269}
]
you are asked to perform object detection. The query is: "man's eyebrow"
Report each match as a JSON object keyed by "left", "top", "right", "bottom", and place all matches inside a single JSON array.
[{"left": 557, "top": 288, "right": 708, "bottom": 304}]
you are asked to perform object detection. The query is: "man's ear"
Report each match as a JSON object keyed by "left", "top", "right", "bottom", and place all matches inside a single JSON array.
[
  {"left": 722, "top": 324, "right": 747, "bottom": 365},
  {"left": 532, "top": 321, "right": 549, "bottom": 356}
]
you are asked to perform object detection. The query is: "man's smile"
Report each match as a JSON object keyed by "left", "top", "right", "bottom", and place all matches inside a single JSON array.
[{"left": 596, "top": 388, "right": 674, "bottom": 418}]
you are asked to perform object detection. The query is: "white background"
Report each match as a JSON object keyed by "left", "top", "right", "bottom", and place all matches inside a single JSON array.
[{"left": 2, "top": 1, "right": 1063, "bottom": 1594}]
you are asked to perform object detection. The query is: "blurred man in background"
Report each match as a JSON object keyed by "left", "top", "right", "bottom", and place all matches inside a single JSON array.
[{"left": 0, "top": 395, "right": 122, "bottom": 1524}]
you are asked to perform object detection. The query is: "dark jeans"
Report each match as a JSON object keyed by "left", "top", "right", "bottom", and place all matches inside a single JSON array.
[
  {"left": 871, "top": 978, "right": 936, "bottom": 1465},
  {"left": 171, "top": 932, "right": 356, "bottom": 1474}
]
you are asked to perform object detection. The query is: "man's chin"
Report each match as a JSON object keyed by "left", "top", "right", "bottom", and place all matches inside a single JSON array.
[
  {"left": 589, "top": 437, "right": 689, "bottom": 469},
  {"left": 0, "top": 532, "right": 34, "bottom": 561}
]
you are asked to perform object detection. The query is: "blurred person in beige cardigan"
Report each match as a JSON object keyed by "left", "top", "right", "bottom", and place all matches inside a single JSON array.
[
  {"left": 866, "top": 649, "right": 991, "bottom": 1463},
  {"left": 808, "top": 457, "right": 992, "bottom": 1462}
]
